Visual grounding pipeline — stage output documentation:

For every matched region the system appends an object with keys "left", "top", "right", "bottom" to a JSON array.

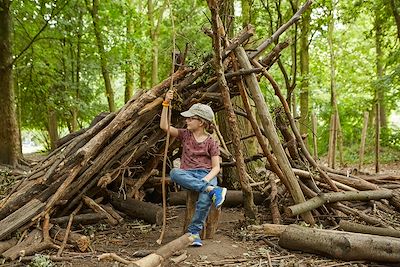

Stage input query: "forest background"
[{"left": 0, "top": 0, "right": 399, "bottom": 168}]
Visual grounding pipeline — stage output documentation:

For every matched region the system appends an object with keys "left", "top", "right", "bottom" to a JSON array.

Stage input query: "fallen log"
[
  {"left": 0, "top": 238, "right": 17, "bottom": 254},
  {"left": 50, "top": 226, "right": 90, "bottom": 252},
  {"left": 0, "top": 198, "right": 45, "bottom": 241},
  {"left": 168, "top": 190, "right": 265, "bottom": 207},
  {"left": 339, "top": 220, "right": 400, "bottom": 238},
  {"left": 127, "top": 234, "right": 194, "bottom": 267},
  {"left": 51, "top": 213, "right": 107, "bottom": 225},
  {"left": 278, "top": 225, "right": 400, "bottom": 262},
  {"left": 2, "top": 229, "right": 42, "bottom": 260},
  {"left": 82, "top": 196, "right": 118, "bottom": 226},
  {"left": 247, "top": 223, "right": 287, "bottom": 236},
  {"left": 107, "top": 191, "right": 163, "bottom": 225},
  {"left": 286, "top": 190, "right": 393, "bottom": 217}
]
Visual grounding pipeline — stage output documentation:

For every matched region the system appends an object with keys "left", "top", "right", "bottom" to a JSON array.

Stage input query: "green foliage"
[
  {"left": 28, "top": 254, "right": 53, "bottom": 267},
  {"left": 8, "top": 0, "right": 400, "bottom": 164}
]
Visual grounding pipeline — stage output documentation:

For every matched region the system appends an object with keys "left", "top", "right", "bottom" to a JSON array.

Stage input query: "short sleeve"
[
  {"left": 209, "top": 139, "right": 220, "bottom": 157},
  {"left": 177, "top": 129, "right": 189, "bottom": 142}
]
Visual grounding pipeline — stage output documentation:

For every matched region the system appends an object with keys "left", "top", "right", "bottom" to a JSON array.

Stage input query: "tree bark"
[
  {"left": 359, "top": 111, "right": 369, "bottom": 171},
  {"left": 207, "top": 0, "right": 257, "bottom": 220},
  {"left": 128, "top": 234, "right": 194, "bottom": 267},
  {"left": 125, "top": 0, "right": 135, "bottom": 103},
  {"left": 0, "top": 0, "right": 21, "bottom": 166},
  {"left": 235, "top": 47, "right": 314, "bottom": 225},
  {"left": 86, "top": 0, "right": 116, "bottom": 112},
  {"left": 0, "top": 199, "right": 45, "bottom": 241},
  {"left": 339, "top": 220, "right": 400, "bottom": 238},
  {"left": 279, "top": 225, "right": 400, "bottom": 262},
  {"left": 390, "top": 0, "right": 400, "bottom": 40},
  {"left": 299, "top": 4, "right": 311, "bottom": 145},
  {"left": 286, "top": 190, "right": 393, "bottom": 217},
  {"left": 108, "top": 191, "right": 163, "bottom": 225}
]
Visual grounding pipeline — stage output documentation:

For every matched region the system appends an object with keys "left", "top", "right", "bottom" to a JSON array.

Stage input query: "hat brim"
[{"left": 180, "top": 110, "right": 195, "bottom": 118}]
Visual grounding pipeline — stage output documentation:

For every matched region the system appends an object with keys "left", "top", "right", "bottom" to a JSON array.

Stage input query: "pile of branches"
[{"left": 1, "top": 0, "right": 400, "bottom": 264}]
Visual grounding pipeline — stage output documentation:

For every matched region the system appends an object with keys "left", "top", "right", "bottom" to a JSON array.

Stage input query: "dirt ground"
[{"left": 1, "top": 163, "right": 400, "bottom": 267}]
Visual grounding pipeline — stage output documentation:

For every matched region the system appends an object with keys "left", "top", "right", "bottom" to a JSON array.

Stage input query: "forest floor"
[{"left": 1, "top": 161, "right": 400, "bottom": 267}]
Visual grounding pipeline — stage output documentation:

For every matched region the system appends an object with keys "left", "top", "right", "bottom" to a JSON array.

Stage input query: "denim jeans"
[{"left": 170, "top": 168, "right": 217, "bottom": 234}]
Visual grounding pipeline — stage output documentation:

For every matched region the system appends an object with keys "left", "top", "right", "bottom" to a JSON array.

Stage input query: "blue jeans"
[{"left": 170, "top": 168, "right": 217, "bottom": 234}]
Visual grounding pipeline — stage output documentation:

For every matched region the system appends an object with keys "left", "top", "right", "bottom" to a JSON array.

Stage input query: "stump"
[{"left": 182, "top": 191, "right": 221, "bottom": 239}]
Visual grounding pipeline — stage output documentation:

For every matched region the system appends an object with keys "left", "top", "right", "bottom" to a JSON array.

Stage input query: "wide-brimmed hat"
[{"left": 180, "top": 103, "right": 215, "bottom": 123}]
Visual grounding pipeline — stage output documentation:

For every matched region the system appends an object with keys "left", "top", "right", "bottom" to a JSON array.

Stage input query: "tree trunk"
[
  {"left": 108, "top": 191, "right": 163, "bottom": 225},
  {"left": 375, "top": 102, "right": 381, "bottom": 173},
  {"left": 299, "top": 6, "right": 311, "bottom": 145},
  {"left": 128, "top": 234, "right": 194, "bottom": 267},
  {"left": 339, "top": 220, "right": 400, "bottom": 238},
  {"left": 279, "top": 225, "right": 400, "bottom": 262},
  {"left": 311, "top": 112, "right": 318, "bottom": 160},
  {"left": 0, "top": 0, "right": 20, "bottom": 166},
  {"left": 327, "top": 5, "right": 339, "bottom": 169},
  {"left": 125, "top": 1, "right": 135, "bottom": 103},
  {"left": 286, "top": 190, "right": 392, "bottom": 217},
  {"left": 359, "top": 111, "right": 369, "bottom": 171},
  {"left": 148, "top": 0, "right": 166, "bottom": 87},
  {"left": 71, "top": 10, "right": 83, "bottom": 132},
  {"left": 389, "top": 0, "right": 400, "bottom": 40},
  {"left": 375, "top": 4, "right": 387, "bottom": 128},
  {"left": 208, "top": 0, "right": 257, "bottom": 220},
  {"left": 87, "top": 0, "right": 116, "bottom": 112},
  {"left": 47, "top": 105, "right": 59, "bottom": 151},
  {"left": 235, "top": 47, "right": 314, "bottom": 224},
  {"left": 0, "top": 199, "right": 45, "bottom": 240}
]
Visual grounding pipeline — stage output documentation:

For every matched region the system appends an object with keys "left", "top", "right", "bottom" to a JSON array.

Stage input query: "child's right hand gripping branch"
[{"left": 160, "top": 91, "right": 178, "bottom": 137}]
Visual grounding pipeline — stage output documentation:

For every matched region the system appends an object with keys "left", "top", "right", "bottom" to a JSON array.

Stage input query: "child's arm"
[
  {"left": 160, "top": 90, "right": 179, "bottom": 137},
  {"left": 202, "top": 155, "right": 221, "bottom": 182}
]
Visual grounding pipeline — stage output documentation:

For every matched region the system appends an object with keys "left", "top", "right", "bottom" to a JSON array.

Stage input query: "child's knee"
[{"left": 169, "top": 168, "right": 180, "bottom": 182}]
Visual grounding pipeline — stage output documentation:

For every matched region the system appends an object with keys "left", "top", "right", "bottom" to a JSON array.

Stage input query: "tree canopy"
[{"left": 2, "top": 0, "right": 400, "bottom": 162}]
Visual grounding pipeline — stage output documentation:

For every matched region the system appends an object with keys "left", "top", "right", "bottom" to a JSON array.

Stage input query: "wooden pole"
[
  {"left": 279, "top": 225, "right": 400, "bottom": 262},
  {"left": 286, "top": 189, "right": 392, "bottom": 217},
  {"left": 375, "top": 102, "right": 380, "bottom": 173},
  {"left": 311, "top": 112, "right": 318, "bottom": 160},
  {"left": 207, "top": 0, "right": 257, "bottom": 220},
  {"left": 235, "top": 47, "right": 314, "bottom": 225},
  {"left": 359, "top": 111, "right": 369, "bottom": 171},
  {"left": 253, "top": 62, "right": 339, "bottom": 193}
]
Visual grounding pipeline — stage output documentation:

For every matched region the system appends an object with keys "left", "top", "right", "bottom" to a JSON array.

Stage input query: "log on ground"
[
  {"left": 107, "top": 191, "right": 162, "bottom": 225},
  {"left": 286, "top": 190, "right": 393, "bottom": 217},
  {"left": 127, "top": 233, "right": 194, "bottom": 267},
  {"left": 339, "top": 220, "right": 400, "bottom": 238},
  {"left": 278, "top": 225, "right": 400, "bottom": 262}
]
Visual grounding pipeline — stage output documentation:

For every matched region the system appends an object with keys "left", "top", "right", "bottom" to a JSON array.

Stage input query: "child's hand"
[{"left": 165, "top": 90, "right": 174, "bottom": 103}]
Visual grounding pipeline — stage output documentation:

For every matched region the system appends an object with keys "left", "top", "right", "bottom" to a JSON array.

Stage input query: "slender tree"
[
  {"left": 0, "top": 0, "right": 21, "bottom": 166},
  {"left": 125, "top": 0, "right": 135, "bottom": 103},
  {"left": 86, "top": 0, "right": 116, "bottom": 112},
  {"left": 299, "top": 6, "right": 311, "bottom": 145},
  {"left": 374, "top": 2, "right": 387, "bottom": 128}
]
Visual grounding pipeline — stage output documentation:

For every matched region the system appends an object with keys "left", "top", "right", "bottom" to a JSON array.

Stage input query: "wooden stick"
[
  {"left": 57, "top": 202, "right": 82, "bottom": 256},
  {"left": 286, "top": 190, "right": 393, "bottom": 217},
  {"left": 359, "top": 111, "right": 369, "bottom": 171},
  {"left": 235, "top": 47, "right": 314, "bottom": 224},
  {"left": 339, "top": 220, "right": 400, "bottom": 238},
  {"left": 82, "top": 196, "right": 118, "bottom": 226},
  {"left": 254, "top": 62, "right": 339, "bottom": 192}
]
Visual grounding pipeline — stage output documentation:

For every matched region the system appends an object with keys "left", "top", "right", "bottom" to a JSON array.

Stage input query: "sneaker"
[
  {"left": 210, "top": 187, "right": 227, "bottom": 208},
  {"left": 189, "top": 233, "right": 203, "bottom": 247}
]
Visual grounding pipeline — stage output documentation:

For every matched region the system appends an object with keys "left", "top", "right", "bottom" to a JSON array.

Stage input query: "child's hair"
[{"left": 200, "top": 118, "right": 215, "bottom": 134}]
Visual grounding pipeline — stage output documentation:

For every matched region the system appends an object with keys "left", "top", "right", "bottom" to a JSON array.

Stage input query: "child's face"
[{"left": 185, "top": 116, "right": 204, "bottom": 131}]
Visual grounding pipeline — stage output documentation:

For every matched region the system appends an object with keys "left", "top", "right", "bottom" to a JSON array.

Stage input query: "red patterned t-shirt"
[{"left": 177, "top": 129, "right": 220, "bottom": 170}]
